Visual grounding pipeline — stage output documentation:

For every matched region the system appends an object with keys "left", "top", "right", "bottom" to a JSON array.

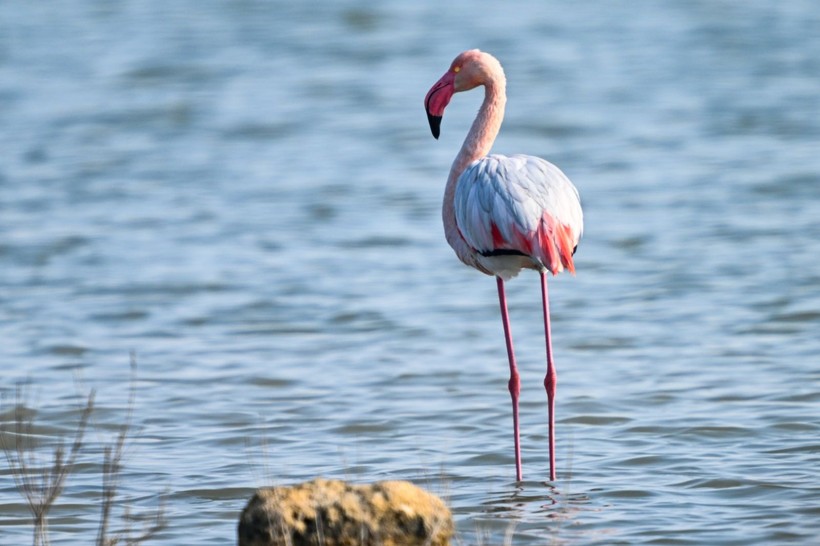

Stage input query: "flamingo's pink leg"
[
  {"left": 540, "top": 271, "right": 557, "bottom": 481},
  {"left": 496, "top": 276, "right": 522, "bottom": 481}
]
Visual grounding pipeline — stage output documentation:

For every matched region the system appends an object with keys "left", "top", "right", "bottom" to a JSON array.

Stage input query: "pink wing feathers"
[{"left": 454, "top": 154, "right": 583, "bottom": 275}]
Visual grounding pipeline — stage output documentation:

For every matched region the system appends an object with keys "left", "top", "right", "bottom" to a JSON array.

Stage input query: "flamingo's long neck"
[
  {"left": 450, "top": 78, "right": 506, "bottom": 184},
  {"left": 443, "top": 68, "right": 507, "bottom": 263}
]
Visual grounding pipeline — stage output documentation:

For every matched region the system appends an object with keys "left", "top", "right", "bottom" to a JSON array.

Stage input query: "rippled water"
[{"left": 2, "top": 1, "right": 819, "bottom": 544}]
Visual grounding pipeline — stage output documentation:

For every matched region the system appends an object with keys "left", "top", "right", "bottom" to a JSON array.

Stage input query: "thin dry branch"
[
  {"left": 1, "top": 385, "right": 94, "bottom": 546},
  {"left": 2, "top": 355, "right": 166, "bottom": 546},
  {"left": 96, "top": 353, "right": 166, "bottom": 546}
]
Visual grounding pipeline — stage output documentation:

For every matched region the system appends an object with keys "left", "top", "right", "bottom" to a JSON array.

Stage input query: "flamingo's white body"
[
  {"left": 425, "top": 50, "right": 583, "bottom": 481},
  {"left": 455, "top": 154, "right": 583, "bottom": 280}
]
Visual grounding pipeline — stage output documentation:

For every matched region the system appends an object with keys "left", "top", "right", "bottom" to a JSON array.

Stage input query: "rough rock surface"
[{"left": 237, "top": 478, "right": 453, "bottom": 546}]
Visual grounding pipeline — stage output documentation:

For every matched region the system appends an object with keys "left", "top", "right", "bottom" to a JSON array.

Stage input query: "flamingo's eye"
[{"left": 453, "top": 66, "right": 461, "bottom": 73}]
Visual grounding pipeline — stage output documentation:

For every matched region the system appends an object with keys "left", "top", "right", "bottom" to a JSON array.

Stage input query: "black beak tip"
[{"left": 427, "top": 113, "right": 442, "bottom": 140}]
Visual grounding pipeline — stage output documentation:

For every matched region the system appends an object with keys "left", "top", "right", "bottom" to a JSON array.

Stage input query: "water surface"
[{"left": 1, "top": 1, "right": 819, "bottom": 544}]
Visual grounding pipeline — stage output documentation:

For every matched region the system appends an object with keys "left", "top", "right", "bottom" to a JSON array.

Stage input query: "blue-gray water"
[{"left": 1, "top": 1, "right": 819, "bottom": 544}]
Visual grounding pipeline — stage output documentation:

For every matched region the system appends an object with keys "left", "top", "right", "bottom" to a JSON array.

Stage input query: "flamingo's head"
[{"left": 424, "top": 49, "right": 501, "bottom": 139}]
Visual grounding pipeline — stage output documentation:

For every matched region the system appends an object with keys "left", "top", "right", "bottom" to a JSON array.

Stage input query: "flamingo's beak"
[
  {"left": 426, "top": 111, "right": 442, "bottom": 140},
  {"left": 424, "top": 71, "right": 456, "bottom": 140}
]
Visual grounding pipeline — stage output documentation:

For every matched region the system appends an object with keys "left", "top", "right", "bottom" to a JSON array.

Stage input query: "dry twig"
[{"left": 1, "top": 384, "right": 94, "bottom": 546}]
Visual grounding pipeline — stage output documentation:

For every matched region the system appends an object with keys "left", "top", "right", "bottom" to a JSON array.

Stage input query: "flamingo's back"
[{"left": 454, "top": 154, "right": 583, "bottom": 278}]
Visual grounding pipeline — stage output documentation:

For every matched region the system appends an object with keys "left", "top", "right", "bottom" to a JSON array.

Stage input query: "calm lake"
[{"left": 1, "top": 1, "right": 819, "bottom": 544}]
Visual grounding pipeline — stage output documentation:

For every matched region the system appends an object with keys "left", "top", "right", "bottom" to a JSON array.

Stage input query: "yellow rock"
[{"left": 238, "top": 478, "right": 453, "bottom": 546}]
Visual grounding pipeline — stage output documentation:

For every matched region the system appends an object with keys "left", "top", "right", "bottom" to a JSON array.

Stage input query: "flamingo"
[{"left": 424, "top": 50, "right": 583, "bottom": 482}]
